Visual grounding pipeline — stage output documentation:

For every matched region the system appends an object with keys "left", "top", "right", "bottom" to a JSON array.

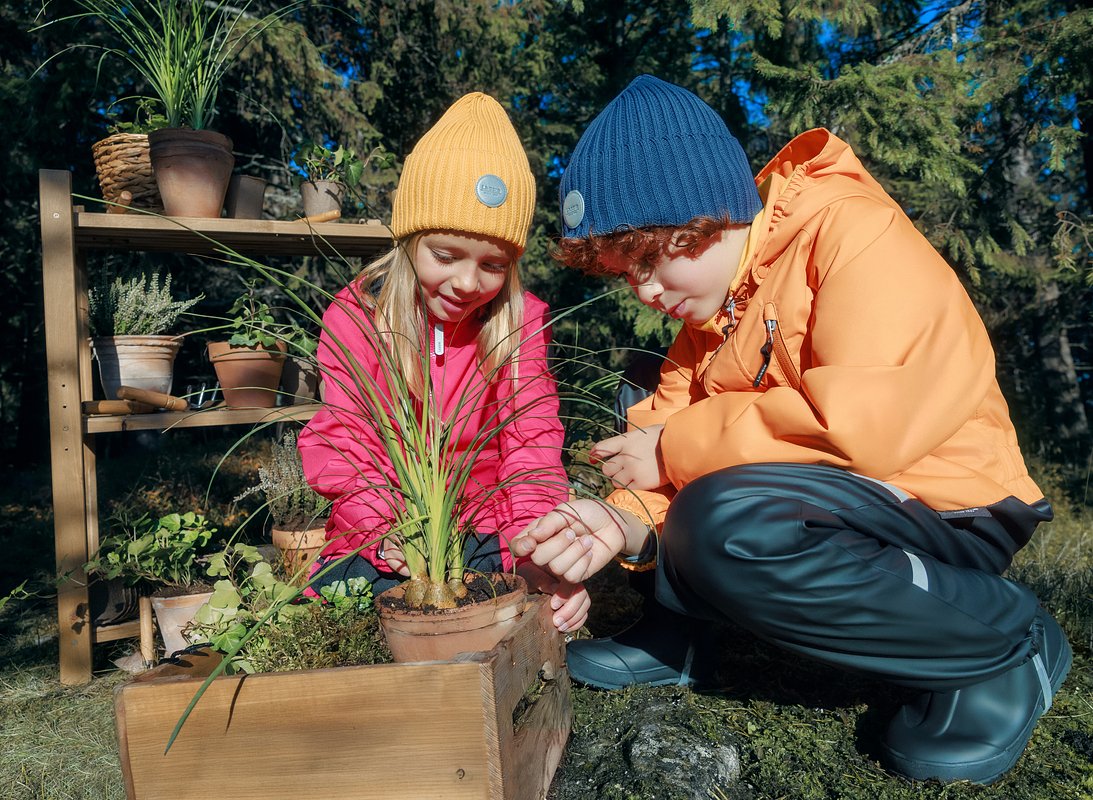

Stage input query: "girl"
[{"left": 298, "top": 92, "right": 588, "bottom": 632}]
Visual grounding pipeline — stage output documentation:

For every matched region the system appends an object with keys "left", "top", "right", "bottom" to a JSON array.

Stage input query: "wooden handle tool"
[
  {"left": 105, "top": 190, "right": 134, "bottom": 215},
  {"left": 82, "top": 399, "right": 157, "bottom": 415},
  {"left": 117, "top": 386, "right": 190, "bottom": 411},
  {"left": 299, "top": 209, "right": 341, "bottom": 224}
]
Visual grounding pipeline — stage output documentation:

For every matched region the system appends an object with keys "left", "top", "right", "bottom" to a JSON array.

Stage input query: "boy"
[{"left": 512, "top": 74, "right": 1070, "bottom": 785}]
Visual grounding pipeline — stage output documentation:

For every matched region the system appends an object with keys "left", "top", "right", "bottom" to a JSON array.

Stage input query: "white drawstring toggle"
[{"left": 433, "top": 322, "right": 445, "bottom": 357}]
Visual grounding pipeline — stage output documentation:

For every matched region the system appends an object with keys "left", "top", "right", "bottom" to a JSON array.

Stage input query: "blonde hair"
[{"left": 352, "top": 233, "right": 526, "bottom": 399}]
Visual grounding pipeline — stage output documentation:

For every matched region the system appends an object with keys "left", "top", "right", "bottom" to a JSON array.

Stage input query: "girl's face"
[
  {"left": 413, "top": 231, "right": 514, "bottom": 323},
  {"left": 600, "top": 226, "right": 750, "bottom": 326}
]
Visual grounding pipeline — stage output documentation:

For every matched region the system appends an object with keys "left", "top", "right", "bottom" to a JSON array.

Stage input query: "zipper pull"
[
  {"left": 753, "top": 319, "right": 776, "bottom": 387},
  {"left": 721, "top": 296, "right": 737, "bottom": 337},
  {"left": 432, "top": 322, "right": 445, "bottom": 358}
]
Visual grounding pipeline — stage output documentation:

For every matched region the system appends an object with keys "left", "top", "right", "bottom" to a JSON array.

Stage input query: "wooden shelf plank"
[
  {"left": 73, "top": 210, "right": 392, "bottom": 258},
  {"left": 94, "top": 619, "right": 142, "bottom": 643},
  {"left": 84, "top": 403, "right": 321, "bottom": 434}
]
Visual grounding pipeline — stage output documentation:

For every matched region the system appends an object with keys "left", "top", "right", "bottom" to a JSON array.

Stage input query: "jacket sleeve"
[
  {"left": 297, "top": 292, "right": 403, "bottom": 566},
  {"left": 491, "top": 297, "right": 569, "bottom": 555},
  {"left": 658, "top": 197, "right": 999, "bottom": 492},
  {"left": 604, "top": 328, "right": 707, "bottom": 527}
]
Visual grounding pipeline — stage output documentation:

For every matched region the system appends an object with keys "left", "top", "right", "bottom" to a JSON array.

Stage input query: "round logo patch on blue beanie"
[
  {"left": 475, "top": 174, "right": 508, "bottom": 207},
  {"left": 562, "top": 190, "right": 585, "bottom": 229}
]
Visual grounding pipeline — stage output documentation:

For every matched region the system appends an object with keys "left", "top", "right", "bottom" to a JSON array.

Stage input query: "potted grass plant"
[
  {"left": 89, "top": 271, "right": 202, "bottom": 400},
  {"left": 85, "top": 509, "right": 222, "bottom": 657},
  {"left": 235, "top": 431, "right": 331, "bottom": 582},
  {"left": 38, "top": 0, "right": 303, "bottom": 217}
]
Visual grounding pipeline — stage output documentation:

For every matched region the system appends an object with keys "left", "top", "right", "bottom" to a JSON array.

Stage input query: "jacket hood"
[{"left": 749, "top": 129, "right": 904, "bottom": 270}]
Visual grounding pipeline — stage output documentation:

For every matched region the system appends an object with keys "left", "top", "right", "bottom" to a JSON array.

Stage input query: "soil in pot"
[{"left": 376, "top": 572, "right": 527, "bottom": 663}]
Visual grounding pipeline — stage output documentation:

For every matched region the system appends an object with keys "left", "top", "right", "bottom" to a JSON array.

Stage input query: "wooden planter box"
[{"left": 115, "top": 596, "right": 571, "bottom": 800}]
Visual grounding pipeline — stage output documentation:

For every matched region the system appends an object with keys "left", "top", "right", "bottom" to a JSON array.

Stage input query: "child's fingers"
[
  {"left": 525, "top": 527, "right": 588, "bottom": 568},
  {"left": 551, "top": 589, "right": 591, "bottom": 632},
  {"left": 589, "top": 436, "right": 622, "bottom": 465},
  {"left": 544, "top": 536, "right": 595, "bottom": 583}
]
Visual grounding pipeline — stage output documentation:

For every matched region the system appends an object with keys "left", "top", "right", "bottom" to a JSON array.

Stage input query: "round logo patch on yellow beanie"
[{"left": 391, "top": 92, "right": 535, "bottom": 253}]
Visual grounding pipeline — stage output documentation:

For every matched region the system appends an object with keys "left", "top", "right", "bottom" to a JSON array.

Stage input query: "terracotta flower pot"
[
  {"left": 150, "top": 590, "right": 214, "bottom": 658},
  {"left": 279, "top": 355, "right": 320, "bottom": 404},
  {"left": 271, "top": 524, "right": 327, "bottom": 581},
  {"left": 376, "top": 573, "right": 528, "bottom": 663},
  {"left": 149, "top": 128, "right": 234, "bottom": 218},
  {"left": 300, "top": 180, "right": 345, "bottom": 218},
  {"left": 224, "top": 174, "right": 267, "bottom": 219},
  {"left": 92, "top": 335, "right": 182, "bottom": 400},
  {"left": 207, "top": 340, "right": 287, "bottom": 408}
]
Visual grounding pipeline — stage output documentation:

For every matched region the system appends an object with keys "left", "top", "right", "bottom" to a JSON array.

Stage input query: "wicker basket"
[{"left": 91, "top": 132, "right": 163, "bottom": 212}]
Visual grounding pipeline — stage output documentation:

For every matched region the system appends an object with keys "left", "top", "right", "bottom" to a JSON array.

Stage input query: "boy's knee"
[{"left": 662, "top": 465, "right": 809, "bottom": 568}]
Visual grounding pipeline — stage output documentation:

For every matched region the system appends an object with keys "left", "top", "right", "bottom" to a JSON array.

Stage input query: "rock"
[
  {"left": 627, "top": 717, "right": 740, "bottom": 796},
  {"left": 550, "top": 695, "right": 746, "bottom": 800}
]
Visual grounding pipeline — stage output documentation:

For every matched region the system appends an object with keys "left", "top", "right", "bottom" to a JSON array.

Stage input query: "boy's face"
[{"left": 601, "top": 226, "right": 750, "bottom": 326}]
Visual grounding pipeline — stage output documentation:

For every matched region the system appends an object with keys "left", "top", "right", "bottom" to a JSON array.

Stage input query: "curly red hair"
[{"left": 553, "top": 215, "right": 733, "bottom": 276}]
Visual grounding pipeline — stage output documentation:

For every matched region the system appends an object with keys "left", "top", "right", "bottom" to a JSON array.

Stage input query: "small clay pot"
[
  {"left": 207, "top": 340, "right": 287, "bottom": 408},
  {"left": 224, "top": 175, "right": 267, "bottom": 219},
  {"left": 376, "top": 573, "right": 527, "bottom": 663}
]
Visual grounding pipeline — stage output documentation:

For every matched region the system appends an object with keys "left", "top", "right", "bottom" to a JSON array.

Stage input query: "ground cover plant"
[{"left": 1, "top": 446, "right": 1090, "bottom": 799}]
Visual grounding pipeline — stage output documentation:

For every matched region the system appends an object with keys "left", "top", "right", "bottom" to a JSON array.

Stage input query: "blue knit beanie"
[{"left": 559, "top": 74, "right": 763, "bottom": 239}]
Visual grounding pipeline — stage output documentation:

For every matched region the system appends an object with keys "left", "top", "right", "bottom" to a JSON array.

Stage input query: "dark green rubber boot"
[
  {"left": 880, "top": 608, "right": 1072, "bottom": 784},
  {"left": 566, "top": 601, "right": 716, "bottom": 689}
]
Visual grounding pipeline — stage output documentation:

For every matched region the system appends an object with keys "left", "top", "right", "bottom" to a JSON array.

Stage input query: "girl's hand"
[
  {"left": 511, "top": 499, "right": 647, "bottom": 584},
  {"left": 590, "top": 424, "right": 667, "bottom": 490},
  {"left": 516, "top": 562, "right": 591, "bottom": 633},
  {"left": 378, "top": 535, "right": 410, "bottom": 576}
]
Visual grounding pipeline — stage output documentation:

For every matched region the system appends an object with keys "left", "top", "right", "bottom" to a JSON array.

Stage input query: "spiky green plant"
[{"left": 36, "top": 0, "right": 304, "bottom": 129}]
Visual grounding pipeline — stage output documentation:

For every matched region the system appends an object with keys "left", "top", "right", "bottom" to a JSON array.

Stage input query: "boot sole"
[{"left": 881, "top": 614, "right": 1073, "bottom": 785}]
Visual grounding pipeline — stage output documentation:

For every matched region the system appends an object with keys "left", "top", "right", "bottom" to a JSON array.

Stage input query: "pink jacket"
[{"left": 298, "top": 285, "right": 567, "bottom": 571}]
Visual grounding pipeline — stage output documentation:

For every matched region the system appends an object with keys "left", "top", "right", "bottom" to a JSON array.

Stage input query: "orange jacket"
[{"left": 610, "top": 129, "right": 1043, "bottom": 528}]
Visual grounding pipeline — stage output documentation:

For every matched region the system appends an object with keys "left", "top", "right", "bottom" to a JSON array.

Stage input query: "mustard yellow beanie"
[{"left": 391, "top": 92, "right": 535, "bottom": 254}]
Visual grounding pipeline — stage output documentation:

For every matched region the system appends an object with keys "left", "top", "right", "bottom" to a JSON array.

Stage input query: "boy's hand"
[
  {"left": 590, "top": 424, "right": 668, "bottom": 490},
  {"left": 512, "top": 499, "right": 645, "bottom": 583},
  {"left": 516, "top": 562, "right": 591, "bottom": 633}
]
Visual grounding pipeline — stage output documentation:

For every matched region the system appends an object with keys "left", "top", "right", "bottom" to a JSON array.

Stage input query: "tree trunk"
[{"left": 1034, "top": 281, "right": 1090, "bottom": 456}]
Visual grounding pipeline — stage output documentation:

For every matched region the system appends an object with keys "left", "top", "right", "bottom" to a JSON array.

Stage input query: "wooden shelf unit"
[{"left": 39, "top": 169, "right": 391, "bottom": 684}]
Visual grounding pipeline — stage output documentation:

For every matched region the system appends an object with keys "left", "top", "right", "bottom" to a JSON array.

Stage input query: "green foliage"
[
  {"left": 88, "top": 271, "right": 202, "bottom": 337},
  {"left": 220, "top": 279, "right": 310, "bottom": 351},
  {"left": 237, "top": 589, "right": 389, "bottom": 674},
  {"left": 296, "top": 140, "right": 381, "bottom": 187},
  {"left": 36, "top": 0, "right": 305, "bottom": 129},
  {"left": 105, "top": 97, "right": 170, "bottom": 135},
  {"left": 191, "top": 541, "right": 383, "bottom": 673},
  {"left": 85, "top": 510, "right": 219, "bottom": 589},
  {"left": 235, "top": 431, "right": 330, "bottom": 529}
]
